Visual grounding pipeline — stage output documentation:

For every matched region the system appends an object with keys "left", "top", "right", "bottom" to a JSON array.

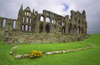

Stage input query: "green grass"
[
  {"left": 13, "top": 42, "right": 89, "bottom": 54},
  {"left": 0, "top": 34, "right": 100, "bottom": 65}
]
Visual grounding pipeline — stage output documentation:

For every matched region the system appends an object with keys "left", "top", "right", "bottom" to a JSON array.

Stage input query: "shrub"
[{"left": 30, "top": 50, "right": 42, "bottom": 59}]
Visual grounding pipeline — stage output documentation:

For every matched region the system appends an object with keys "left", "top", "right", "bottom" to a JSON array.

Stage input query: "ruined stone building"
[{"left": 0, "top": 5, "right": 88, "bottom": 44}]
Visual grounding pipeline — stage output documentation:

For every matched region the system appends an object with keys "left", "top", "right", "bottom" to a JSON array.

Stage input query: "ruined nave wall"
[{"left": 3, "top": 30, "right": 91, "bottom": 45}]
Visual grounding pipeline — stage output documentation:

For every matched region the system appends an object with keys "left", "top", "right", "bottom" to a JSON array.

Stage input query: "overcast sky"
[{"left": 0, "top": 0, "right": 100, "bottom": 34}]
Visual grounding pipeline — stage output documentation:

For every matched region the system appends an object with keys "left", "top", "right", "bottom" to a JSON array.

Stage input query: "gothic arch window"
[
  {"left": 46, "top": 17, "right": 50, "bottom": 23},
  {"left": 62, "top": 26, "right": 65, "bottom": 33},
  {"left": 52, "top": 20, "right": 56, "bottom": 24},
  {"left": 22, "top": 25, "right": 24, "bottom": 31},
  {"left": 25, "top": 12, "right": 26, "bottom": 15},
  {"left": 29, "top": 26, "right": 31, "bottom": 31},
  {"left": 26, "top": 17, "right": 28, "bottom": 23},
  {"left": 74, "top": 18, "right": 76, "bottom": 23},
  {"left": 40, "top": 16, "right": 44, "bottom": 21},
  {"left": 68, "top": 23, "right": 72, "bottom": 33},
  {"left": 78, "top": 26, "right": 81, "bottom": 33},
  {"left": 3, "top": 19, "right": 6, "bottom": 27},
  {"left": 13, "top": 21, "right": 16, "bottom": 29},
  {"left": 74, "top": 25, "right": 76, "bottom": 33},
  {"left": 45, "top": 24, "right": 50, "bottom": 33},
  {"left": 62, "top": 22, "right": 64, "bottom": 26},
  {"left": 25, "top": 25, "right": 28, "bottom": 31},
  {"left": 39, "top": 23, "right": 43, "bottom": 33}
]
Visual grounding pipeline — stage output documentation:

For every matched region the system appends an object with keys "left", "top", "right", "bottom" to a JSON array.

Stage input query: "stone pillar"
[
  {"left": 56, "top": 20, "right": 62, "bottom": 35},
  {"left": 71, "top": 25, "right": 74, "bottom": 33},
  {"left": 50, "top": 19, "right": 52, "bottom": 33},
  {"left": 42, "top": 17, "right": 46, "bottom": 33},
  {"left": 27, "top": 25, "right": 29, "bottom": 31},
  {"left": 65, "top": 24, "right": 68, "bottom": 34}
]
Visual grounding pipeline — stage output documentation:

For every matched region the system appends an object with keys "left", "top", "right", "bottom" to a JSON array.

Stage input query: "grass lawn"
[{"left": 0, "top": 34, "right": 100, "bottom": 65}]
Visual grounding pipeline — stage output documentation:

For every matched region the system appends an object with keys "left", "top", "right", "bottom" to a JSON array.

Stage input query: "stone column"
[
  {"left": 56, "top": 20, "right": 62, "bottom": 35},
  {"left": 65, "top": 24, "right": 68, "bottom": 34},
  {"left": 50, "top": 19, "right": 52, "bottom": 33},
  {"left": 42, "top": 17, "right": 46, "bottom": 33},
  {"left": 27, "top": 25, "right": 29, "bottom": 31}
]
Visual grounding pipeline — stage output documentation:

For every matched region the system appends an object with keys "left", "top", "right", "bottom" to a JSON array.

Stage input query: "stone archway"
[
  {"left": 68, "top": 23, "right": 72, "bottom": 33},
  {"left": 74, "top": 25, "right": 76, "bottom": 33},
  {"left": 62, "top": 26, "right": 65, "bottom": 33},
  {"left": 39, "top": 23, "right": 43, "bottom": 33},
  {"left": 45, "top": 24, "right": 50, "bottom": 33},
  {"left": 78, "top": 26, "right": 81, "bottom": 33}
]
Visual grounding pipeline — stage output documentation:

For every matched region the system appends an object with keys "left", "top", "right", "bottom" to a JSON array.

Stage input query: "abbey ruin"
[{"left": 0, "top": 5, "right": 89, "bottom": 45}]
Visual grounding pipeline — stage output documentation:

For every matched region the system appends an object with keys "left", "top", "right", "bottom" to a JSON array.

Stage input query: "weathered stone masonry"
[{"left": 0, "top": 5, "right": 88, "bottom": 44}]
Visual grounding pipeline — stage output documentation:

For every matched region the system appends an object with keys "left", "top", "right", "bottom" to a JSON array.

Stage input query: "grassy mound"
[{"left": 0, "top": 34, "right": 100, "bottom": 65}]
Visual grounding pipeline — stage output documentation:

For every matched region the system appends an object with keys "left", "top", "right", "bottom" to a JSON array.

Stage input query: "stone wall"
[{"left": 3, "top": 31, "right": 91, "bottom": 45}]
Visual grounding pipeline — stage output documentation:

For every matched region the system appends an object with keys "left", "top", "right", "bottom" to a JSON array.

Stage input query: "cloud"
[{"left": 0, "top": 0, "right": 100, "bottom": 34}]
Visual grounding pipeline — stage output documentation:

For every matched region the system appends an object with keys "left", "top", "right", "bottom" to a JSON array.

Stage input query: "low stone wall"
[{"left": 3, "top": 31, "right": 91, "bottom": 45}]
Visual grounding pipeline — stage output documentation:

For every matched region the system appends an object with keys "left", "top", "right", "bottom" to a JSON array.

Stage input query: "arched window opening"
[
  {"left": 78, "top": 26, "right": 80, "bottom": 33},
  {"left": 30, "top": 18, "right": 31, "bottom": 23},
  {"left": 62, "top": 22, "right": 64, "bottom": 26},
  {"left": 39, "top": 23, "right": 43, "bottom": 33},
  {"left": 26, "top": 17, "right": 28, "bottom": 23},
  {"left": 68, "top": 23, "right": 72, "bottom": 33},
  {"left": 25, "top": 12, "right": 26, "bottom": 15},
  {"left": 52, "top": 20, "right": 56, "bottom": 24},
  {"left": 78, "top": 28, "right": 79, "bottom": 33},
  {"left": 3, "top": 19, "right": 6, "bottom": 27},
  {"left": 13, "top": 21, "right": 16, "bottom": 29},
  {"left": 23, "top": 17, "right": 25, "bottom": 22},
  {"left": 25, "top": 25, "right": 28, "bottom": 31},
  {"left": 40, "top": 16, "right": 44, "bottom": 21},
  {"left": 29, "top": 26, "right": 31, "bottom": 31},
  {"left": 62, "top": 26, "right": 65, "bottom": 33},
  {"left": 74, "top": 18, "right": 76, "bottom": 23},
  {"left": 74, "top": 25, "right": 76, "bottom": 33},
  {"left": 46, "top": 17, "right": 50, "bottom": 23},
  {"left": 27, "top": 12, "right": 28, "bottom": 16},
  {"left": 30, "top": 13, "right": 31, "bottom": 16},
  {"left": 22, "top": 25, "right": 24, "bottom": 31},
  {"left": 45, "top": 24, "right": 50, "bottom": 33},
  {"left": 52, "top": 20, "right": 53, "bottom": 23}
]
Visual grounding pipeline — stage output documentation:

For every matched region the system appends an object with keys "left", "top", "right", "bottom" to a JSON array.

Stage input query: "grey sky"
[{"left": 0, "top": 0, "right": 100, "bottom": 34}]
